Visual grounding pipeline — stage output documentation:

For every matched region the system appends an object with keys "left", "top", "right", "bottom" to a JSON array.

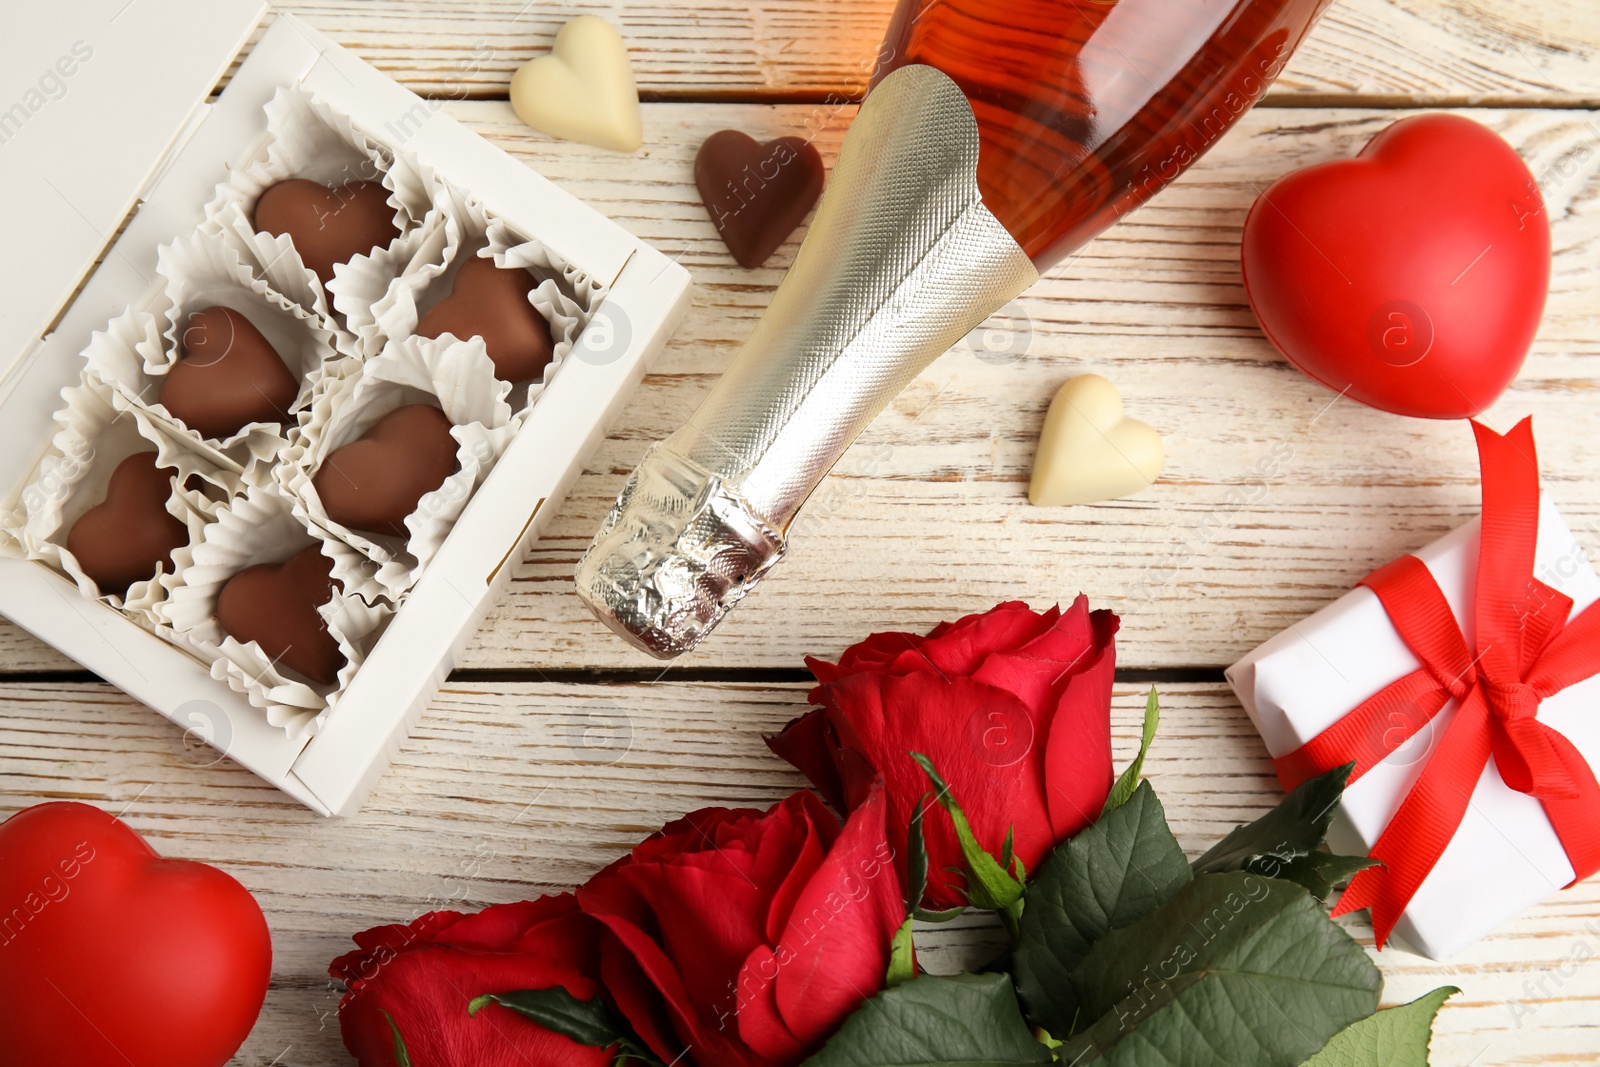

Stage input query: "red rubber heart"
[
  {"left": 0, "top": 802, "right": 271, "bottom": 1067},
  {"left": 1241, "top": 114, "right": 1549, "bottom": 419}
]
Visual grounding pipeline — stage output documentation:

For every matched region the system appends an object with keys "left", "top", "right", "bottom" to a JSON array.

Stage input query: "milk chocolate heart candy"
[
  {"left": 160, "top": 306, "right": 299, "bottom": 440},
  {"left": 312, "top": 404, "right": 459, "bottom": 539},
  {"left": 66, "top": 453, "right": 190, "bottom": 596},
  {"left": 217, "top": 545, "right": 346, "bottom": 685},
  {"left": 510, "top": 15, "right": 643, "bottom": 152},
  {"left": 415, "top": 257, "right": 554, "bottom": 383},
  {"left": 1028, "top": 374, "right": 1163, "bottom": 506},
  {"left": 695, "top": 131, "right": 825, "bottom": 268},
  {"left": 253, "top": 179, "right": 400, "bottom": 284},
  {"left": 1242, "top": 114, "right": 1549, "bottom": 418}
]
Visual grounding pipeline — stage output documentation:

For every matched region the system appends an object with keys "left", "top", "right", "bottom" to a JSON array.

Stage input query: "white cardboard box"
[
  {"left": 1227, "top": 494, "right": 1600, "bottom": 960},
  {"left": 0, "top": 2, "right": 691, "bottom": 815}
]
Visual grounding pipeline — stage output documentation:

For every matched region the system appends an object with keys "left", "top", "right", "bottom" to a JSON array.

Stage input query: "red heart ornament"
[
  {"left": 0, "top": 802, "right": 271, "bottom": 1067},
  {"left": 1241, "top": 114, "right": 1549, "bottom": 419}
]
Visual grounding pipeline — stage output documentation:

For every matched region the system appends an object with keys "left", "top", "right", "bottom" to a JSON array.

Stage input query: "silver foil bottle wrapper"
[{"left": 575, "top": 64, "right": 1039, "bottom": 658}]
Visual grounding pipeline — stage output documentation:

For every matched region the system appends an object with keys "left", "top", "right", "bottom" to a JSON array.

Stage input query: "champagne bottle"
[
  {"left": 880, "top": 0, "right": 1332, "bottom": 268},
  {"left": 577, "top": 0, "right": 1333, "bottom": 658}
]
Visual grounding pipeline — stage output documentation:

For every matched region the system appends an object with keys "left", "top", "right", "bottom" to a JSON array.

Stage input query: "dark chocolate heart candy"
[
  {"left": 216, "top": 544, "right": 346, "bottom": 686},
  {"left": 312, "top": 404, "right": 459, "bottom": 539},
  {"left": 65, "top": 453, "right": 188, "bottom": 597},
  {"left": 694, "top": 131, "right": 825, "bottom": 268},
  {"left": 160, "top": 306, "right": 299, "bottom": 440},
  {"left": 415, "top": 256, "right": 554, "bottom": 383},
  {"left": 253, "top": 179, "right": 400, "bottom": 284}
]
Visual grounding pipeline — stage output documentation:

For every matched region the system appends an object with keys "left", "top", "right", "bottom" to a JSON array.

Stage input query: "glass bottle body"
[{"left": 877, "top": 0, "right": 1333, "bottom": 267}]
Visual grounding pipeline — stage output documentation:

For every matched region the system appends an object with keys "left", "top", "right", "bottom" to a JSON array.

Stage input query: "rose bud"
[
  {"left": 330, "top": 894, "right": 610, "bottom": 1067},
  {"left": 768, "top": 597, "right": 1117, "bottom": 911},
  {"left": 578, "top": 784, "right": 905, "bottom": 1067}
]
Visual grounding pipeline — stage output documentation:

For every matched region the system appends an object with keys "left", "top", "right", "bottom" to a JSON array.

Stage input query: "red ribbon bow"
[{"left": 1272, "top": 418, "right": 1600, "bottom": 948}]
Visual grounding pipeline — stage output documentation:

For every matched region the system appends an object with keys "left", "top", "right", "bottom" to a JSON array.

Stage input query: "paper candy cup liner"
[
  {"left": 204, "top": 86, "right": 434, "bottom": 324},
  {"left": 330, "top": 201, "right": 452, "bottom": 357},
  {"left": 156, "top": 483, "right": 390, "bottom": 741},
  {"left": 85, "top": 234, "right": 351, "bottom": 486},
  {"left": 276, "top": 359, "right": 508, "bottom": 599},
  {"left": 370, "top": 180, "right": 594, "bottom": 421},
  {"left": 1, "top": 373, "right": 232, "bottom": 621}
]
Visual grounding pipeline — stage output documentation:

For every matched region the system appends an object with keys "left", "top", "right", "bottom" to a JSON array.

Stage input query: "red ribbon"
[{"left": 1272, "top": 418, "right": 1600, "bottom": 948}]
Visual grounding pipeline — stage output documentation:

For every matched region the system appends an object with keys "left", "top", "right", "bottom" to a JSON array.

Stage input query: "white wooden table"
[{"left": 4, "top": 2, "right": 1600, "bottom": 1063}]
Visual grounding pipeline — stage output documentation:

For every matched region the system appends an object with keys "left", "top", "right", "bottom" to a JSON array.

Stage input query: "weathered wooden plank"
[
  {"left": 0, "top": 681, "right": 1594, "bottom": 1065},
  {"left": 2, "top": 103, "right": 1597, "bottom": 673},
  {"left": 250, "top": 0, "right": 1600, "bottom": 105}
]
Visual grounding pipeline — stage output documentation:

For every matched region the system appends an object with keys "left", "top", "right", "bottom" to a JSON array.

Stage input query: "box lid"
[{"left": 0, "top": 0, "right": 265, "bottom": 374}]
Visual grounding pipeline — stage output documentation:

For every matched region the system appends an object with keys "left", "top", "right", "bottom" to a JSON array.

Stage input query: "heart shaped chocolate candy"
[
  {"left": 312, "top": 404, "right": 459, "bottom": 539},
  {"left": 695, "top": 130, "right": 825, "bottom": 268},
  {"left": 160, "top": 307, "right": 299, "bottom": 440},
  {"left": 509, "top": 15, "right": 643, "bottom": 152},
  {"left": 253, "top": 179, "right": 400, "bottom": 284},
  {"left": 217, "top": 544, "right": 346, "bottom": 685},
  {"left": 1028, "top": 375, "right": 1164, "bottom": 506},
  {"left": 65, "top": 453, "right": 189, "bottom": 596},
  {"left": 415, "top": 256, "right": 554, "bottom": 383}
]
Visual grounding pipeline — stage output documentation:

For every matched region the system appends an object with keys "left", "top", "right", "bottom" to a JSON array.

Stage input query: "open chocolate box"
[{"left": 0, "top": 2, "right": 691, "bottom": 814}]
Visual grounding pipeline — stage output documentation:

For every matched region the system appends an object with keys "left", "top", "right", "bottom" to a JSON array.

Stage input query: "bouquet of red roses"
[{"left": 332, "top": 599, "right": 1455, "bottom": 1067}]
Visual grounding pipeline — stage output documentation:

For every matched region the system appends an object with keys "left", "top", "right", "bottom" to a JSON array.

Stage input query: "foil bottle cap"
[{"left": 575, "top": 64, "right": 1038, "bottom": 658}]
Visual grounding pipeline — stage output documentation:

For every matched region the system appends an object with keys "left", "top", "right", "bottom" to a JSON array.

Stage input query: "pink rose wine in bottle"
[
  {"left": 577, "top": 0, "right": 1334, "bottom": 657},
  {"left": 878, "top": 0, "right": 1332, "bottom": 267}
]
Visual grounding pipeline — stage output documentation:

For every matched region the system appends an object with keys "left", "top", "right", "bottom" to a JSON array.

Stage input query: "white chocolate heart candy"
[
  {"left": 511, "top": 16, "right": 643, "bottom": 153},
  {"left": 1028, "top": 374, "right": 1164, "bottom": 506}
]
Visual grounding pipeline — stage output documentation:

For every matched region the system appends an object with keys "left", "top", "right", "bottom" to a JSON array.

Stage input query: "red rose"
[
  {"left": 331, "top": 894, "right": 610, "bottom": 1067},
  {"left": 577, "top": 785, "right": 905, "bottom": 1067},
  {"left": 768, "top": 598, "right": 1117, "bottom": 910}
]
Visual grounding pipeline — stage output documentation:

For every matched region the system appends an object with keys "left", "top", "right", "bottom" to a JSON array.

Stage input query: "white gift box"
[
  {"left": 1227, "top": 493, "right": 1600, "bottom": 960},
  {"left": 0, "top": 2, "right": 691, "bottom": 815}
]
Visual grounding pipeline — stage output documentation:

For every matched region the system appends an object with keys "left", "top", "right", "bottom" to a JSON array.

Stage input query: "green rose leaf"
[
  {"left": 469, "top": 987, "right": 625, "bottom": 1049},
  {"left": 1301, "top": 987, "right": 1458, "bottom": 1066},
  {"left": 907, "top": 788, "right": 968, "bottom": 922},
  {"left": 907, "top": 791, "right": 933, "bottom": 910},
  {"left": 1057, "top": 871, "right": 1382, "bottom": 1066},
  {"left": 1190, "top": 761, "right": 1354, "bottom": 873},
  {"left": 1191, "top": 762, "right": 1372, "bottom": 899},
  {"left": 887, "top": 917, "right": 917, "bottom": 987},
  {"left": 1102, "top": 688, "right": 1161, "bottom": 816},
  {"left": 1013, "top": 780, "right": 1191, "bottom": 1035},
  {"left": 911, "top": 753, "right": 1025, "bottom": 914},
  {"left": 383, "top": 1011, "right": 413, "bottom": 1067},
  {"left": 1269, "top": 851, "right": 1382, "bottom": 904},
  {"left": 803, "top": 973, "right": 1052, "bottom": 1067}
]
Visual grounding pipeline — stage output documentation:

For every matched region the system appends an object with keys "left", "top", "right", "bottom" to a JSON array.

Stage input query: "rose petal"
[
  {"left": 918, "top": 601, "right": 1047, "bottom": 677},
  {"left": 734, "top": 944, "right": 809, "bottom": 1064},
  {"left": 580, "top": 862, "right": 722, "bottom": 1063},
  {"left": 772, "top": 783, "right": 905, "bottom": 1050},
  {"left": 598, "top": 931, "right": 691, "bottom": 1066},
  {"left": 339, "top": 948, "right": 610, "bottom": 1067},
  {"left": 764, "top": 812, "right": 830, "bottom": 947},
  {"left": 766, "top": 709, "right": 847, "bottom": 812},
  {"left": 830, "top": 670, "right": 1054, "bottom": 906},
  {"left": 1043, "top": 628, "right": 1117, "bottom": 841}
]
